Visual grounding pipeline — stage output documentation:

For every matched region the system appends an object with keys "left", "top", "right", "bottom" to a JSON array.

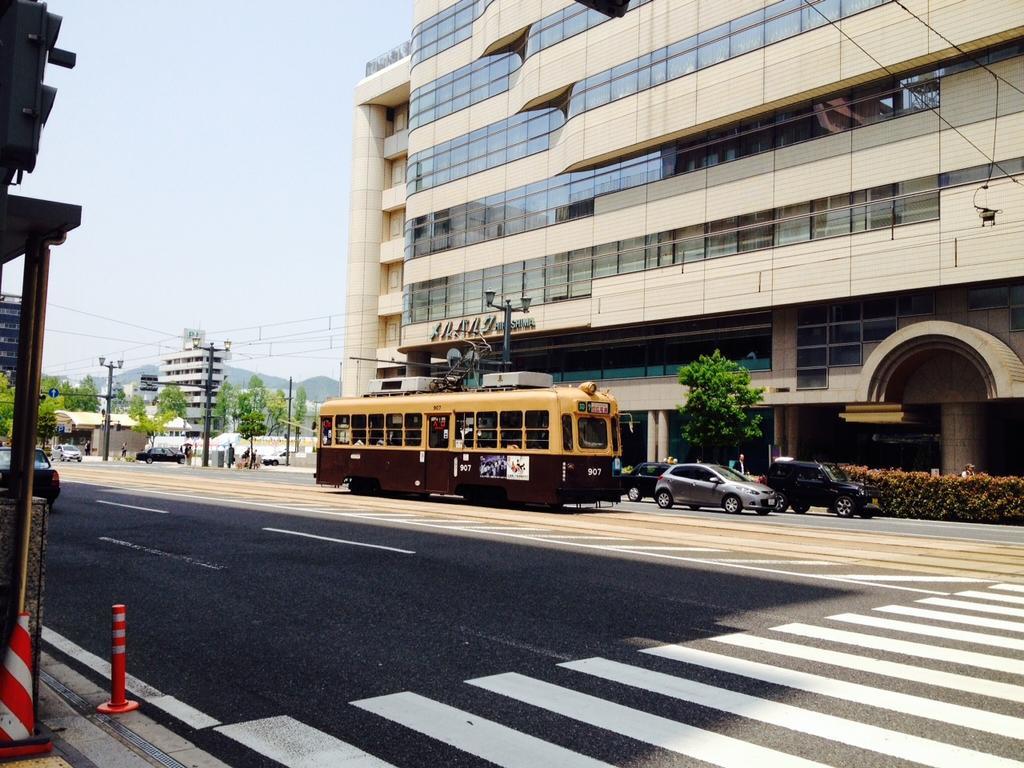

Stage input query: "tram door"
[{"left": 425, "top": 413, "right": 453, "bottom": 494}]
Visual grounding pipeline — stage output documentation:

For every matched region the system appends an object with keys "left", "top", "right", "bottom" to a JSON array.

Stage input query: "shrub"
[{"left": 842, "top": 466, "right": 1024, "bottom": 524}]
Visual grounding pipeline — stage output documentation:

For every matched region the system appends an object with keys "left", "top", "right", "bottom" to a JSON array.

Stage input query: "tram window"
[
  {"left": 477, "top": 411, "right": 498, "bottom": 448},
  {"left": 562, "top": 414, "right": 573, "bottom": 451},
  {"left": 428, "top": 414, "right": 449, "bottom": 449},
  {"left": 405, "top": 413, "right": 423, "bottom": 446},
  {"left": 352, "top": 414, "right": 367, "bottom": 445},
  {"left": 611, "top": 416, "right": 619, "bottom": 453},
  {"left": 578, "top": 417, "right": 608, "bottom": 449},
  {"left": 386, "top": 414, "right": 403, "bottom": 446},
  {"left": 321, "top": 417, "right": 333, "bottom": 446},
  {"left": 525, "top": 410, "right": 549, "bottom": 450},
  {"left": 500, "top": 410, "right": 523, "bottom": 448},
  {"left": 336, "top": 415, "right": 351, "bottom": 445},
  {"left": 369, "top": 413, "right": 385, "bottom": 445},
  {"left": 455, "top": 412, "right": 474, "bottom": 448}
]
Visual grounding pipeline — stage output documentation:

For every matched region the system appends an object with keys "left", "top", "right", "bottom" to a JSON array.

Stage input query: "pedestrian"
[
  {"left": 120, "top": 442, "right": 127, "bottom": 460},
  {"left": 227, "top": 443, "right": 235, "bottom": 468},
  {"left": 737, "top": 453, "right": 746, "bottom": 475},
  {"left": 960, "top": 463, "right": 977, "bottom": 478},
  {"left": 184, "top": 443, "right": 193, "bottom": 466},
  {"left": 84, "top": 440, "right": 91, "bottom": 457}
]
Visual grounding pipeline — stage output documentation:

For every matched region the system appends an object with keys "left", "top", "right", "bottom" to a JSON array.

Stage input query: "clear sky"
[{"left": 4, "top": 0, "right": 412, "bottom": 383}]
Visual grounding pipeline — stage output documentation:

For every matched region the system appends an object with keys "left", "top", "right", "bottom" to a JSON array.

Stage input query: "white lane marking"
[
  {"left": 642, "top": 644, "right": 1024, "bottom": 740},
  {"left": 565, "top": 657, "right": 1021, "bottom": 768},
  {"left": 42, "top": 627, "right": 220, "bottom": 729},
  {"left": 262, "top": 528, "right": 414, "bottom": 554},
  {"left": 528, "top": 535, "right": 633, "bottom": 541},
  {"left": 624, "top": 546, "right": 726, "bottom": 552},
  {"left": 98, "top": 537, "right": 224, "bottom": 570},
  {"left": 918, "top": 597, "right": 1024, "bottom": 618},
  {"left": 825, "top": 575, "right": 989, "bottom": 582},
  {"left": 992, "top": 583, "right": 1024, "bottom": 594},
  {"left": 352, "top": 691, "right": 612, "bottom": 768},
  {"left": 695, "top": 559, "right": 833, "bottom": 564},
  {"left": 713, "top": 632, "right": 1024, "bottom": 704},
  {"left": 96, "top": 500, "right": 169, "bottom": 514},
  {"left": 467, "top": 672, "right": 829, "bottom": 768},
  {"left": 773, "top": 622, "right": 1024, "bottom": 675},
  {"left": 215, "top": 716, "right": 393, "bottom": 768},
  {"left": 875, "top": 604, "right": 1024, "bottom": 633},
  {"left": 957, "top": 590, "right": 1024, "bottom": 606},
  {"left": 830, "top": 613, "right": 1024, "bottom": 652},
  {"left": 467, "top": 526, "right": 553, "bottom": 532},
  {"left": 61, "top": 483, "right": 963, "bottom": 594}
]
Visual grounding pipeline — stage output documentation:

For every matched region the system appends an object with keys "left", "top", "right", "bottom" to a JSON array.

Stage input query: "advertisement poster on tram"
[{"left": 480, "top": 454, "right": 530, "bottom": 481}]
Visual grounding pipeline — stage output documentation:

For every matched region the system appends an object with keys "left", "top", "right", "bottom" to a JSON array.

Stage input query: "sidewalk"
[{"left": 2, "top": 653, "right": 230, "bottom": 768}]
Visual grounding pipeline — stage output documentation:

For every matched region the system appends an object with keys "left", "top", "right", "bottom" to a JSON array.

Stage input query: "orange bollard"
[{"left": 97, "top": 604, "right": 139, "bottom": 714}]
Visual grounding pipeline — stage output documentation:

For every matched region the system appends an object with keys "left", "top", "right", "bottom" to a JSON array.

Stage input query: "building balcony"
[
  {"left": 383, "top": 129, "right": 408, "bottom": 160},
  {"left": 381, "top": 183, "right": 406, "bottom": 212}
]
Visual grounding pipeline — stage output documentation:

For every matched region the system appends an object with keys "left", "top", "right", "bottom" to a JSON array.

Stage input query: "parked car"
[
  {"left": 620, "top": 462, "right": 670, "bottom": 501},
  {"left": 135, "top": 446, "right": 186, "bottom": 464},
  {"left": 0, "top": 447, "right": 60, "bottom": 509},
  {"left": 53, "top": 444, "right": 82, "bottom": 462},
  {"left": 654, "top": 463, "right": 777, "bottom": 515},
  {"left": 764, "top": 459, "right": 880, "bottom": 518},
  {"left": 261, "top": 450, "right": 289, "bottom": 467}
]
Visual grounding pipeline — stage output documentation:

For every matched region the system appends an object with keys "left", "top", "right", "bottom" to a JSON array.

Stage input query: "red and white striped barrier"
[
  {"left": 97, "top": 604, "right": 139, "bottom": 715},
  {"left": 0, "top": 612, "right": 52, "bottom": 758}
]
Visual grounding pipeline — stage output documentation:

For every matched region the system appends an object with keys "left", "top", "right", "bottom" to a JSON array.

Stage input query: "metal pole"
[
  {"left": 12, "top": 237, "right": 53, "bottom": 614},
  {"left": 502, "top": 300, "right": 513, "bottom": 370},
  {"left": 202, "top": 344, "right": 213, "bottom": 467},
  {"left": 102, "top": 363, "right": 113, "bottom": 462},
  {"left": 285, "top": 377, "right": 292, "bottom": 467}
]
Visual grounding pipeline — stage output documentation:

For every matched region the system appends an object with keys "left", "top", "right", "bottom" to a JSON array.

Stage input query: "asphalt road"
[{"left": 41, "top": 477, "right": 1024, "bottom": 768}]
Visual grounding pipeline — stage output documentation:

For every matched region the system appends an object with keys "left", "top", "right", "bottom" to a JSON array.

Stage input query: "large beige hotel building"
[{"left": 344, "top": 0, "right": 1024, "bottom": 475}]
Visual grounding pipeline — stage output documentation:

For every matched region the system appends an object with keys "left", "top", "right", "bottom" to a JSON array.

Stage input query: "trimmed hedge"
[{"left": 842, "top": 466, "right": 1024, "bottom": 524}]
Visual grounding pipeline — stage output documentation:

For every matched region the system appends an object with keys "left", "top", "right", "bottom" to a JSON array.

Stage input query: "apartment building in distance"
[
  {"left": 158, "top": 329, "right": 230, "bottom": 427},
  {"left": 344, "top": 0, "right": 1024, "bottom": 475},
  {"left": 0, "top": 294, "right": 20, "bottom": 383}
]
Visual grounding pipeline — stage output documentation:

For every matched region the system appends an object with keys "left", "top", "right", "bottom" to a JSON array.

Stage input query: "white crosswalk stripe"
[
  {"left": 957, "top": 590, "right": 1024, "bottom": 606},
  {"left": 215, "top": 716, "right": 395, "bottom": 768},
  {"left": 771, "top": 622, "right": 1024, "bottom": 675},
  {"left": 875, "top": 604, "right": 1024, "bottom": 633},
  {"left": 710, "top": 631, "right": 1024, "bottom": 703},
  {"left": 351, "top": 691, "right": 613, "bottom": 767},
  {"left": 467, "top": 672, "right": 831, "bottom": 768},
  {"left": 992, "top": 583, "right": 1024, "bottom": 594},
  {"left": 563, "top": 657, "right": 1021, "bottom": 768},
  {"left": 831, "top": 611, "right": 1024, "bottom": 651},
  {"left": 349, "top": 586, "right": 1024, "bottom": 767},
  {"left": 918, "top": 596, "right": 1024, "bottom": 618}
]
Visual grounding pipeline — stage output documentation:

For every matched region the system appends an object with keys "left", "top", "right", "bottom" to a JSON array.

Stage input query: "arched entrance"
[{"left": 855, "top": 321, "right": 1024, "bottom": 475}]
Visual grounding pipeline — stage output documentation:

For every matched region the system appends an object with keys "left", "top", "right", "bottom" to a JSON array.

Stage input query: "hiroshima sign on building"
[{"left": 430, "top": 314, "right": 537, "bottom": 341}]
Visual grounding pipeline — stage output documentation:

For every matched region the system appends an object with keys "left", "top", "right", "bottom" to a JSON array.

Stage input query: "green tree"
[
  {"left": 129, "top": 395, "right": 168, "bottom": 447},
  {"left": 247, "top": 375, "right": 267, "bottom": 415},
  {"left": 157, "top": 384, "right": 189, "bottom": 420},
  {"left": 292, "top": 385, "right": 307, "bottom": 436},
  {"left": 0, "top": 373, "right": 13, "bottom": 438},
  {"left": 72, "top": 376, "right": 101, "bottom": 413},
  {"left": 265, "top": 390, "right": 287, "bottom": 435},
  {"left": 37, "top": 410, "right": 58, "bottom": 445},
  {"left": 677, "top": 349, "right": 764, "bottom": 461},
  {"left": 235, "top": 391, "right": 265, "bottom": 466},
  {"left": 213, "top": 380, "right": 237, "bottom": 432}
]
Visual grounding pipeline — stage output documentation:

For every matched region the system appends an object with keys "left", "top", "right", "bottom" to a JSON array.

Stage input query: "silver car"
[
  {"left": 54, "top": 444, "right": 82, "bottom": 462},
  {"left": 654, "top": 463, "right": 777, "bottom": 515}
]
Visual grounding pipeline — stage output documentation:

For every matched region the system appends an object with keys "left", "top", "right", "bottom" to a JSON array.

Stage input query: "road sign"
[{"left": 48, "top": 387, "right": 59, "bottom": 398}]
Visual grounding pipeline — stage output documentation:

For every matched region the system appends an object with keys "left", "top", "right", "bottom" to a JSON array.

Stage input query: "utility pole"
[
  {"left": 285, "top": 376, "right": 292, "bottom": 467},
  {"left": 98, "top": 357, "right": 122, "bottom": 462},
  {"left": 191, "top": 337, "right": 230, "bottom": 467}
]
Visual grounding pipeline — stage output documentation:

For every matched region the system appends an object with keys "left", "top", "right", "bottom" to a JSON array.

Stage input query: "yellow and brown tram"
[{"left": 316, "top": 380, "right": 622, "bottom": 508}]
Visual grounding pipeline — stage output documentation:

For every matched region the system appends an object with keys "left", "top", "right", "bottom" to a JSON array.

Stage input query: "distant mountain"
[{"left": 108, "top": 365, "right": 338, "bottom": 403}]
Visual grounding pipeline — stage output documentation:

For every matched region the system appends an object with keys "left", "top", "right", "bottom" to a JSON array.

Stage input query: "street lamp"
[
  {"left": 191, "top": 337, "right": 231, "bottom": 467},
  {"left": 485, "top": 291, "right": 531, "bottom": 370},
  {"left": 98, "top": 357, "right": 123, "bottom": 462}
]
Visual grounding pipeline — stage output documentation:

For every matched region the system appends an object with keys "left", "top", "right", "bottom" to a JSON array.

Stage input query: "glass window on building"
[
  {"left": 968, "top": 285, "right": 1009, "bottom": 310},
  {"left": 1011, "top": 285, "right": 1024, "bottom": 332}
]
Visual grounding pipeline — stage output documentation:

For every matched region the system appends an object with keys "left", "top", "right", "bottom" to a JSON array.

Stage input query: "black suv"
[
  {"left": 765, "top": 460, "right": 880, "bottom": 518},
  {"left": 621, "top": 462, "right": 670, "bottom": 502}
]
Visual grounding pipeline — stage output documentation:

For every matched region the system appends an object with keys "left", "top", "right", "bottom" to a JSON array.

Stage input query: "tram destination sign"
[
  {"left": 430, "top": 314, "right": 537, "bottom": 341},
  {"left": 579, "top": 401, "right": 610, "bottom": 414}
]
